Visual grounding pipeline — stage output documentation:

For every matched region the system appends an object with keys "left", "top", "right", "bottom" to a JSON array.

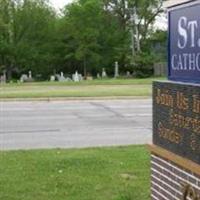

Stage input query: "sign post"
[{"left": 149, "top": 1, "right": 200, "bottom": 199}]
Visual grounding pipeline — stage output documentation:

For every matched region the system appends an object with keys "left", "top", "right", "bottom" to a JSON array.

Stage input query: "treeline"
[{"left": 0, "top": 0, "right": 167, "bottom": 80}]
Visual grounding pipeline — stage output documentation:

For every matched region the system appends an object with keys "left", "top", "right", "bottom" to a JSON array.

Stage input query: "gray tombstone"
[
  {"left": 78, "top": 74, "right": 83, "bottom": 81},
  {"left": 102, "top": 68, "right": 107, "bottom": 78},
  {"left": 28, "top": 71, "right": 32, "bottom": 79},
  {"left": 58, "top": 72, "right": 66, "bottom": 82},
  {"left": 97, "top": 73, "right": 101, "bottom": 79},
  {"left": 0, "top": 71, "right": 6, "bottom": 83},
  {"left": 20, "top": 74, "right": 28, "bottom": 82},
  {"left": 26, "top": 71, "right": 34, "bottom": 82},
  {"left": 73, "top": 71, "right": 80, "bottom": 82},
  {"left": 55, "top": 74, "right": 60, "bottom": 81},
  {"left": 50, "top": 75, "right": 55, "bottom": 82},
  {"left": 114, "top": 61, "right": 119, "bottom": 78},
  {"left": 126, "top": 71, "right": 131, "bottom": 78}
]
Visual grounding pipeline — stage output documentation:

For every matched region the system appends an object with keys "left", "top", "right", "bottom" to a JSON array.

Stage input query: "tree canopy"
[{"left": 0, "top": 0, "right": 166, "bottom": 80}]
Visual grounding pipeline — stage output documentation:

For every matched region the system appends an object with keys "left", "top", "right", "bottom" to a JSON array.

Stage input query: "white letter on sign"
[
  {"left": 188, "top": 20, "right": 198, "bottom": 47},
  {"left": 178, "top": 16, "right": 188, "bottom": 49}
]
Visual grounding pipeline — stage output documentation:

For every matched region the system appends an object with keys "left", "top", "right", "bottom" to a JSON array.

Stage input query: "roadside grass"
[
  {"left": 0, "top": 145, "right": 150, "bottom": 200},
  {"left": 0, "top": 77, "right": 165, "bottom": 98},
  {"left": 2, "top": 77, "right": 165, "bottom": 86},
  {"left": 0, "top": 85, "right": 151, "bottom": 98}
]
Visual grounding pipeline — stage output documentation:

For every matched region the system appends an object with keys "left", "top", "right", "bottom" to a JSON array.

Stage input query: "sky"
[
  {"left": 50, "top": 0, "right": 167, "bottom": 29},
  {"left": 50, "top": 0, "right": 73, "bottom": 10}
]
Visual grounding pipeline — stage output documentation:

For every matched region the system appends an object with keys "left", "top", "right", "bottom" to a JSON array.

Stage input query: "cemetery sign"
[
  {"left": 153, "top": 81, "right": 200, "bottom": 165},
  {"left": 168, "top": 2, "right": 200, "bottom": 83},
  {"left": 150, "top": 1, "right": 200, "bottom": 200}
]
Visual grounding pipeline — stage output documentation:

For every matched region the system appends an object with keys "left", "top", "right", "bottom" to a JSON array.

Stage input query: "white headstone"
[
  {"left": 78, "top": 74, "right": 83, "bottom": 81},
  {"left": 102, "top": 68, "right": 107, "bottom": 78},
  {"left": 97, "top": 73, "right": 101, "bottom": 79},
  {"left": 58, "top": 72, "right": 66, "bottom": 82},
  {"left": 20, "top": 74, "right": 28, "bottom": 83},
  {"left": 28, "top": 71, "right": 32, "bottom": 79},
  {"left": 50, "top": 75, "right": 55, "bottom": 82},
  {"left": 114, "top": 61, "right": 119, "bottom": 78},
  {"left": 73, "top": 71, "right": 80, "bottom": 82},
  {"left": 126, "top": 71, "right": 131, "bottom": 77}
]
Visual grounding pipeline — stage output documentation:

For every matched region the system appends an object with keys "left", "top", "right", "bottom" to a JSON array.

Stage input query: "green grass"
[
  {"left": 4, "top": 77, "right": 165, "bottom": 86},
  {"left": 0, "top": 77, "right": 165, "bottom": 98},
  {"left": 0, "top": 146, "right": 150, "bottom": 200},
  {"left": 0, "top": 85, "right": 151, "bottom": 98}
]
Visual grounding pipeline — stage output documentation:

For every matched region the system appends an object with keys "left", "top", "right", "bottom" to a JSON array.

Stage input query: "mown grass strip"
[
  {"left": 0, "top": 145, "right": 150, "bottom": 200},
  {"left": 1, "top": 77, "right": 165, "bottom": 87},
  {"left": 0, "top": 85, "right": 151, "bottom": 98}
]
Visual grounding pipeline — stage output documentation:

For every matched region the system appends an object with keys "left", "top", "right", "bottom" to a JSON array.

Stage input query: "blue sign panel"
[{"left": 168, "top": 3, "right": 200, "bottom": 83}]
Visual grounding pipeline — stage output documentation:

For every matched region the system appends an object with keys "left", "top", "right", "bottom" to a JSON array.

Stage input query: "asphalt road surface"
[{"left": 0, "top": 99, "right": 152, "bottom": 150}]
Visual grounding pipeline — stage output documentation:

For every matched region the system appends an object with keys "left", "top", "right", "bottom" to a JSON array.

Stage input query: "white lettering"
[
  {"left": 188, "top": 53, "right": 196, "bottom": 70},
  {"left": 178, "top": 17, "right": 188, "bottom": 49},
  {"left": 171, "top": 54, "right": 178, "bottom": 70},
  {"left": 171, "top": 53, "right": 200, "bottom": 71},
  {"left": 188, "top": 20, "right": 198, "bottom": 47},
  {"left": 196, "top": 53, "right": 200, "bottom": 71},
  {"left": 182, "top": 53, "right": 188, "bottom": 70},
  {"left": 178, "top": 54, "right": 183, "bottom": 69}
]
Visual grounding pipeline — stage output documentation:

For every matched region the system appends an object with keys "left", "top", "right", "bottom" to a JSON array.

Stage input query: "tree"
[
  {"left": 0, "top": 0, "right": 166, "bottom": 80},
  {"left": 0, "top": 0, "right": 16, "bottom": 79},
  {"left": 61, "top": 0, "right": 125, "bottom": 76},
  {"left": 103, "top": 0, "right": 164, "bottom": 52},
  {"left": 0, "top": 0, "right": 58, "bottom": 80}
]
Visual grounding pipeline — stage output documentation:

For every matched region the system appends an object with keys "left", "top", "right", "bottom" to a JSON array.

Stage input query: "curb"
[{"left": 0, "top": 96, "right": 151, "bottom": 102}]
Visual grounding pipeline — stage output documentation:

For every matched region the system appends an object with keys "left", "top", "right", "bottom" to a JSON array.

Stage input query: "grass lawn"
[
  {"left": 0, "top": 146, "right": 150, "bottom": 200},
  {"left": 0, "top": 77, "right": 165, "bottom": 98}
]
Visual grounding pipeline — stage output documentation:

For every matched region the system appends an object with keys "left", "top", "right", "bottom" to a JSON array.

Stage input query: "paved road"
[{"left": 0, "top": 99, "right": 152, "bottom": 150}]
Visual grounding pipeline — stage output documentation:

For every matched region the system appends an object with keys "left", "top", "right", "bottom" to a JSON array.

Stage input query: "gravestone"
[
  {"left": 28, "top": 71, "right": 32, "bottom": 79},
  {"left": 56, "top": 72, "right": 72, "bottom": 82},
  {"left": 114, "top": 61, "right": 119, "bottom": 78},
  {"left": 97, "top": 73, "right": 101, "bottom": 79},
  {"left": 79, "top": 74, "right": 83, "bottom": 81},
  {"left": 27, "top": 71, "right": 34, "bottom": 82},
  {"left": 0, "top": 71, "right": 6, "bottom": 83},
  {"left": 154, "top": 62, "right": 167, "bottom": 76},
  {"left": 20, "top": 74, "right": 28, "bottom": 83},
  {"left": 50, "top": 75, "right": 55, "bottom": 82},
  {"left": 72, "top": 71, "right": 80, "bottom": 82},
  {"left": 126, "top": 71, "right": 131, "bottom": 78},
  {"left": 149, "top": 1, "right": 200, "bottom": 200},
  {"left": 58, "top": 72, "right": 66, "bottom": 82},
  {"left": 102, "top": 68, "right": 107, "bottom": 78}
]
